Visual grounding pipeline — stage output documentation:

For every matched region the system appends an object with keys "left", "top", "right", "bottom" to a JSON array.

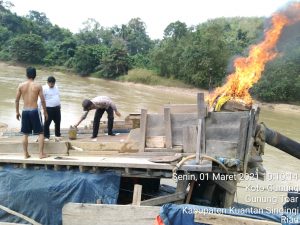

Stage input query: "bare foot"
[
  {"left": 24, "top": 154, "right": 31, "bottom": 159},
  {"left": 39, "top": 154, "right": 48, "bottom": 159}
]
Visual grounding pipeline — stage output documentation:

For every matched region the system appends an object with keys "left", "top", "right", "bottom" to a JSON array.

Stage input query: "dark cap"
[
  {"left": 82, "top": 99, "right": 93, "bottom": 111},
  {"left": 47, "top": 76, "right": 56, "bottom": 83}
]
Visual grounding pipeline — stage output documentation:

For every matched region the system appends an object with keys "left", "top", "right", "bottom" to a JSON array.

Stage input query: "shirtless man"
[{"left": 15, "top": 67, "right": 48, "bottom": 159}]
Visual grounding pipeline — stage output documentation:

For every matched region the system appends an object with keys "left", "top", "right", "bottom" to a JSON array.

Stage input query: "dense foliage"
[{"left": 0, "top": 1, "right": 299, "bottom": 102}]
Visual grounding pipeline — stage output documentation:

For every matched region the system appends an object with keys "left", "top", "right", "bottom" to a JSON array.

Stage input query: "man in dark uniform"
[{"left": 74, "top": 96, "right": 121, "bottom": 138}]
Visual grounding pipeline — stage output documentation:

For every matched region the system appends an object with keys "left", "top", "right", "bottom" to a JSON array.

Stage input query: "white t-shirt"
[{"left": 42, "top": 84, "right": 61, "bottom": 107}]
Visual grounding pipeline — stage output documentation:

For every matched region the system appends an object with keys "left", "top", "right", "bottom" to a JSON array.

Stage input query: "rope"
[
  {"left": 0, "top": 204, "right": 42, "bottom": 225},
  {"left": 172, "top": 154, "right": 229, "bottom": 175}
]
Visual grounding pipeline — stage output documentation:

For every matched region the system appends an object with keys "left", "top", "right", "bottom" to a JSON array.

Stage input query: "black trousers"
[
  {"left": 92, "top": 106, "right": 114, "bottom": 138},
  {"left": 44, "top": 106, "right": 61, "bottom": 139}
]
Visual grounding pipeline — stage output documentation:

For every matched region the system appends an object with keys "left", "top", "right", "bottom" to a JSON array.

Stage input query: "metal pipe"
[{"left": 263, "top": 125, "right": 300, "bottom": 160}]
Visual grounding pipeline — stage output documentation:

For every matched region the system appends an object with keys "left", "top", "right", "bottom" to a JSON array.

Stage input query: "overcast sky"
[{"left": 9, "top": 0, "right": 295, "bottom": 39}]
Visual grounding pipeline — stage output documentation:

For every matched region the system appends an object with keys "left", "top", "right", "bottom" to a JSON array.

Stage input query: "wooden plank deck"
[{"left": 0, "top": 154, "right": 212, "bottom": 174}]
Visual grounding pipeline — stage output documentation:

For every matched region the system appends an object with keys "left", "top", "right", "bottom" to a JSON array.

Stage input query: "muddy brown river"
[{"left": 0, "top": 62, "right": 299, "bottom": 211}]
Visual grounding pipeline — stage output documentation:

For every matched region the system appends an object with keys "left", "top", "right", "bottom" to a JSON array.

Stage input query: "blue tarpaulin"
[
  {"left": 0, "top": 166, "right": 120, "bottom": 225},
  {"left": 160, "top": 204, "right": 300, "bottom": 225}
]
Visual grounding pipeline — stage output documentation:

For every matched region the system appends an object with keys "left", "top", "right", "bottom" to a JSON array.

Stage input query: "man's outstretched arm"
[{"left": 74, "top": 111, "right": 89, "bottom": 127}]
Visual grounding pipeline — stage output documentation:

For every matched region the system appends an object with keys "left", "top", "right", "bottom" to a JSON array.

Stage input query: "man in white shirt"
[
  {"left": 43, "top": 76, "right": 61, "bottom": 140},
  {"left": 74, "top": 96, "right": 121, "bottom": 138}
]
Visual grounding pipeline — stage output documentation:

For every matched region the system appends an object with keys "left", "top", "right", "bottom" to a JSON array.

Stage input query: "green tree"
[
  {"left": 252, "top": 23, "right": 300, "bottom": 102},
  {"left": 252, "top": 59, "right": 300, "bottom": 102},
  {"left": 10, "top": 34, "right": 45, "bottom": 63},
  {"left": 26, "top": 10, "right": 51, "bottom": 27},
  {"left": 0, "top": 25, "right": 11, "bottom": 45},
  {"left": 164, "top": 21, "right": 188, "bottom": 40},
  {"left": 119, "top": 18, "right": 153, "bottom": 55},
  {"left": 0, "top": 13, "right": 27, "bottom": 33},
  {"left": 44, "top": 38, "right": 77, "bottom": 65},
  {"left": 76, "top": 18, "right": 103, "bottom": 45},
  {"left": 73, "top": 45, "right": 107, "bottom": 75},
  {"left": 100, "top": 39, "right": 129, "bottom": 78}
]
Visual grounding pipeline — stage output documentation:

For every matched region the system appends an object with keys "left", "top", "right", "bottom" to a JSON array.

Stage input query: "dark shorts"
[{"left": 21, "top": 108, "right": 43, "bottom": 135}]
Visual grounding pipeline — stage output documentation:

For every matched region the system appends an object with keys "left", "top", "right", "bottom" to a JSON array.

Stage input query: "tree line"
[{"left": 0, "top": 1, "right": 299, "bottom": 103}]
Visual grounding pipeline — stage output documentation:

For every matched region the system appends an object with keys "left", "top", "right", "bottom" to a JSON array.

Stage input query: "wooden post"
[
  {"left": 175, "top": 179, "right": 188, "bottom": 204},
  {"left": 196, "top": 119, "right": 203, "bottom": 164},
  {"left": 139, "top": 109, "right": 148, "bottom": 152},
  {"left": 196, "top": 93, "right": 206, "bottom": 164},
  {"left": 185, "top": 180, "right": 195, "bottom": 204},
  {"left": 54, "top": 164, "right": 61, "bottom": 171},
  {"left": 132, "top": 184, "right": 142, "bottom": 206},
  {"left": 237, "top": 117, "right": 248, "bottom": 170},
  {"left": 164, "top": 107, "right": 172, "bottom": 150},
  {"left": 197, "top": 93, "right": 206, "bottom": 119},
  {"left": 243, "top": 109, "right": 255, "bottom": 173}
]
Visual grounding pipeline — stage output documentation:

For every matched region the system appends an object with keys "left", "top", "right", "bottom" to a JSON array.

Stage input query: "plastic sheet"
[
  {"left": 0, "top": 166, "right": 120, "bottom": 225},
  {"left": 160, "top": 204, "right": 300, "bottom": 225}
]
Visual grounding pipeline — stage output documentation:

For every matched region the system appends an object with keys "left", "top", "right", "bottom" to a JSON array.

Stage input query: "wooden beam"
[
  {"left": 145, "top": 147, "right": 182, "bottom": 153},
  {"left": 0, "top": 155, "right": 213, "bottom": 173},
  {"left": 140, "top": 192, "right": 185, "bottom": 206},
  {"left": 132, "top": 184, "right": 142, "bottom": 206},
  {"left": 163, "top": 104, "right": 197, "bottom": 114},
  {"left": 62, "top": 203, "right": 160, "bottom": 225},
  {"left": 164, "top": 107, "right": 172, "bottom": 150},
  {"left": 139, "top": 109, "right": 148, "bottom": 152},
  {"left": 194, "top": 212, "right": 280, "bottom": 225}
]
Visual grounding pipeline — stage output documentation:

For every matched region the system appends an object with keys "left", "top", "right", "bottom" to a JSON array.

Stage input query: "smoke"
[
  {"left": 277, "top": 21, "right": 300, "bottom": 52},
  {"left": 275, "top": 2, "right": 300, "bottom": 55},
  {"left": 278, "top": 1, "right": 300, "bottom": 23}
]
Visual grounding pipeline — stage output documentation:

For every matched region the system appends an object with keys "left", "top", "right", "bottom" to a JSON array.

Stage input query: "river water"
[
  {"left": 0, "top": 62, "right": 299, "bottom": 210},
  {"left": 0, "top": 62, "right": 195, "bottom": 129}
]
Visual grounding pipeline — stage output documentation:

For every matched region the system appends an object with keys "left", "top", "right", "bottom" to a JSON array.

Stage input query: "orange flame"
[{"left": 207, "top": 3, "right": 300, "bottom": 107}]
